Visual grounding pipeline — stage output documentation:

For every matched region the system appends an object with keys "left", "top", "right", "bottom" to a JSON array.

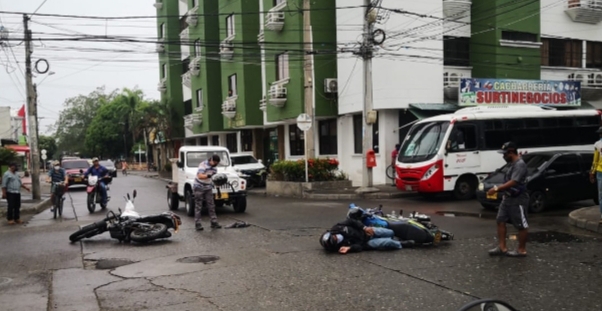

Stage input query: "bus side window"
[{"left": 448, "top": 125, "right": 477, "bottom": 152}]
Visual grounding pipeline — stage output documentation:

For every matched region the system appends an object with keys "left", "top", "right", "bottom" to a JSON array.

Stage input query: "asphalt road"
[{"left": 0, "top": 175, "right": 601, "bottom": 311}]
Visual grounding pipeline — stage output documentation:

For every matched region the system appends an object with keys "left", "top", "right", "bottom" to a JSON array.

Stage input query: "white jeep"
[{"left": 166, "top": 146, "right": 247, "bottom": 216}]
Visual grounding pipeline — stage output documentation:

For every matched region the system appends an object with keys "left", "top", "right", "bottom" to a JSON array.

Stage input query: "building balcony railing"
[
  {"left": 222, "top": 96, "right": 237, "bottom": 119},
  {"left": 220, "top": 36, "right": 235, "bottom": 60},
  {"left": 189, "top": 56, "right": 201, "bottom": 76},
  {"left": 266, "top": 1, "right": 286, "bottom": 31},
  {"left": 180, "top": 27, "right": 189, "bottom": 42},
  {"left": 565, "top": 0, "right": 602, "bottom": 24},
  {"left": 157, "top": 78, "right": 167, "bottom": 93},
  {"left": 186, "top": 6, "right": 198, "bottom": 27},
  {"left": 268, "top": 80, "right": 289, "bottom": 108},
  {"left": 442, "top": 0, "right": 472, "bottom": 19},
  {"left": 443, "top": 66, "right": 471, "bottom": 100},
  {"left": 541, "top": 67, "right": 602, "bottom": 100},
  {"left": 181, "top": 72, "right": 192, "bottom": 88},
  {"left": 184, "top": 113, "right": 202, "bottom": 129},
  {"left": 153, "top": 1, "right": 162, "bottom": 9},
  {"left": 156, "top": 38, "right": 165, "bottom": 53}
]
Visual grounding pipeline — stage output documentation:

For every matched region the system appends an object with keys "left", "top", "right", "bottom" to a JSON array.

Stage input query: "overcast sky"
[{"left": 0, "top": 0, "right": 160, "bottom": 135}]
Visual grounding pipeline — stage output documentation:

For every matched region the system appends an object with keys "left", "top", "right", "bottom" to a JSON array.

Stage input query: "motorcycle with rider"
[{"left": 83, "top": 157, "right": 112, "bottom": 213}]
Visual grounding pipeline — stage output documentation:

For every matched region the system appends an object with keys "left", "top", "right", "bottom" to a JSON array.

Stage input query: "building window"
[
  {"left": 443, "top": 36, "right": 470, "bottom": 67},
  {"left": 274, "top": 0, "right": 286, "bottom": 5},
  {"left": 587, "top": 41, "right": 602, "bottom": 69},
  {"left": 276, "top": 52, "right": 289, "bottom": 81},
  {"left": 184, "top": 99, "right": 192, "bottom": 115},
  {"left": 241, "top": 130, "right": 253, "bottom": 152},
  {"left": 501, "top": 31, "right": 537, "bottom": 42},
  {"left": 196, "top": 89, "right": 203, "bottom": 110},
  {"left": 200, "top": 137, "right": 208, "bottom": 146},
  {"left": 226, "top": 133, "right": 238, "bottom": 153},
  {"left": 289, "top": 124, "right": 305, "bottom": 156},
  {"left": 191, "top": 0, "right": 197, "bottom": 7},
  {"left": 211, "top": 135, "right": 219, "bottom": 146},
  {"left": 319, "top": 119, "right": 337, "bottom": 155},
  {"left": 228, "top": 74, "right": 237, "bottom": 97},
  {"left": 226, "top": 14, "right": 235, "bottom": 37},
  {"left": 159, "top": 23, "right": 165, "bottom": 38},
  {"left": 541, "top": 38, "right": 582, "bottom": 68},
  {"left": 353, "top": 113, "right": 379, "bottom": 154},
  {"left": 194, "top": 39, "right": 201, "bottom": 58},
  {"left": 161, "top": 64, "right": 167, "bottom": 78}
]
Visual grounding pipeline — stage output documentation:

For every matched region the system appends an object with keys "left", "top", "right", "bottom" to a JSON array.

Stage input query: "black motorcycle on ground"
[{"left": 69, "top": 190, "right": 182, "bottom": 243}]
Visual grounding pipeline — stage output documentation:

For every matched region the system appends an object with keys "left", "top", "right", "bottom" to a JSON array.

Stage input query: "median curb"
[
  {"left": 0, "top": 198, "right": 52, "bottom": 218},
  {"left": 568, "top": 207, "right": 602, "bottom": 234}
]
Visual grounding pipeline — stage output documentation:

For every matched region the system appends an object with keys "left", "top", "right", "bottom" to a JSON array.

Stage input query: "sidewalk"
[
  {"left": 126, "top": 170, "right": 171, "bottom": 182},
  {"left": 0, "top": 174, "right": 51, "bottom": 218},
  {"left": 568, "top": 206, "right": 602, "bottom": 233}
]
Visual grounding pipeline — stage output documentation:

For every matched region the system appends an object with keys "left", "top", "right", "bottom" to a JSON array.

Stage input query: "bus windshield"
[{"left": 398, "top": 121, "right": 450, "bottom": 164}]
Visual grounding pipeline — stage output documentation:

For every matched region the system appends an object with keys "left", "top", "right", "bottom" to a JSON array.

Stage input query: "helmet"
[
  {"left": 347, "top": 207, "right": 364, "bottom": 220},
  {"left": 211, "top": 173, "right": 228, "bottom": 187},
  {"left": 319, "top": 231, "right": 340, "bottom": 252}
]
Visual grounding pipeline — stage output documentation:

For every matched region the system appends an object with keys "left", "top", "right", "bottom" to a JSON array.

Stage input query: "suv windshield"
[
  {"left": 187, "top": 151, "right": 230, "bottom": 168},
  {"left": 62, "top": 160, "right": 90, "bottom": 169},
  {"left": 522, "top": 154, "right": 552, "bottom": 174},
  {"left": 99, "top": 161, "right": 114, "bottom": 168},
  {"left": 398, "top": 121, "right": 450, "bottom": 164},
  {"left": 232, "top": 155, "right": 258, "bottom": 165}
]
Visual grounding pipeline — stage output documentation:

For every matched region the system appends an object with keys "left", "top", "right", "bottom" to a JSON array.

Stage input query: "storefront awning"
[
  {"left": 4, "top": 145, "right": 30, "bottom": 153},
  {"left": 408, "top": 103, "right": 459, "bottom": 120}
]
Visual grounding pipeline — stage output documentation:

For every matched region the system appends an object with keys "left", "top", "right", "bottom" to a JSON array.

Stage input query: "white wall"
[
  {"left": 541, "top": 0, "right": 602, "bottom": 41},
  {"left": 0, "top": 107, "right": 11, "bottom": 140},
  {"left": 336, "top": 0, "right": 444, "bottom": 114}
]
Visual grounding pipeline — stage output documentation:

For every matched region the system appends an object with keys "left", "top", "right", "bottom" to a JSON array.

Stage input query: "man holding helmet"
[
  {"left": 46, "top": 160, "right": 68, "bottom": 212},
  {"left": 194, "top": 154, "right": 223, "bottom": 231}
]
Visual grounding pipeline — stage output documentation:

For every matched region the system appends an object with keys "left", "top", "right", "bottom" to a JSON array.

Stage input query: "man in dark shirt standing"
[{"left": 487, "top": 142, "right": 529, "bottom": 258}]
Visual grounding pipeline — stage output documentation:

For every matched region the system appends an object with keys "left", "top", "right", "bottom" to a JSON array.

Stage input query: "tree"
[
  {"left": 38, "top": 135, "right": 57, "bottom": 160},
  {"left": 0, "top": 147, "right": 17, "bottom": 176},
  {"left": 84, "top": 99, "right": 128, "bottom": 159}
]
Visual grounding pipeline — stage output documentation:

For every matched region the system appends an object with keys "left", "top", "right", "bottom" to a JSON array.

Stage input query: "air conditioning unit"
[
  {"left": 324, "top": 78, "right": 338, "bottom": 94},
  {"left": 589, "top": 73, "right": 602, "bottom": 87}
]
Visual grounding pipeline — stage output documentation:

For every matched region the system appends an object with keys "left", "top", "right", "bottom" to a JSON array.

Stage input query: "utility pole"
[
  {"left": 302, "top": 0, "right": 315, "bottom": 158},
  {"left": 357, "top": 1, "right": 379, "bottom": 193},
  {"left": 23, "top": 14, "right": 41, "bottom": 200}
]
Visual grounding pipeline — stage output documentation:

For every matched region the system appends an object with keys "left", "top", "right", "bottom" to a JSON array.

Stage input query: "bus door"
[{"left": 444, "top": 123, "right": 481, "bottom": 177}]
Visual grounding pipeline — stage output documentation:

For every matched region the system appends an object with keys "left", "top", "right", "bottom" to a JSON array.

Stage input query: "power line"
[{"left": 30, "top": 0, "right": 50, "bottom": 17}]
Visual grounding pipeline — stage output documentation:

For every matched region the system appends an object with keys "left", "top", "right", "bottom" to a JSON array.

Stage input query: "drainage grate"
[{"left": 176, "top": 255, "right": 220, "bottom": 264}]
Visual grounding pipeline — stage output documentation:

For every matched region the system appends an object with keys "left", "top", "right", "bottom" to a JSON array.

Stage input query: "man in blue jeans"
[
  {"left": 84, "top": 158, "right": 109, "bottom": 206},
  {"left": 320, "top": 218, "right": 402, "bottom": 254}
]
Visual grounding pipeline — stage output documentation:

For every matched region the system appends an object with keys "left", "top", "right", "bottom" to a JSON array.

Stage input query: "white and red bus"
[{"left": 395, "top": 106, "right": 601, "bottom": 199}]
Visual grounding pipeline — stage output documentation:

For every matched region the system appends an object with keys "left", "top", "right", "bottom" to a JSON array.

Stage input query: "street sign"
[
  {"left": 41, "top": 154, "right": 47, "bottom": 160},
  {"left": 296, "top": 113, "right": 312, "bottom": 131},
  {"left": 41, "top": 149, "right": 47, "bottom": 155}
]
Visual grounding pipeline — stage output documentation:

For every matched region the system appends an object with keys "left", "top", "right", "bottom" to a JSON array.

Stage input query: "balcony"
[
  {"left": 189, "top": 56, "right": 201, "bottom": 76},
  {"left": 443, "top": 66, "right": 471, "bottom": 100},
  {"left": 180, "top": 27, "right": 189, "bottom": 42},
  {"left": 153, "top": 1, "right": 162, "bottom": 9},
  {"left": 257, "top": 31, "right": 265, "bottom": 46},
  {"left": 156, "top": 38, "right": 165, "bottom": 53},
  {"left": 565, "top": 0, "right": 602, "bottom": 24},
  {"left": 268, "top": 81, "right": 288, "bottom": 107},
  {"left": 222, "top": 96, "right": 237, "bottom": 119},
  {"left": 181, "top": 72, "right": 191, "bottom": 88},
  {"left": 259, "top": 97, "right": 267, "bottom": 112},
  {"left": 157, "top": 78, "right": 167, "bottom": 93},
  {"left": 220, "top": 36, "right": 234, "bottom": 60},
  {"left": 442, "top": 0, "right": 471, "bottom": 19},
  {"left": 184, "top": 113, "right": 202, "bottom": 130},
  {"left": 541, "top": 67, "right": 602, "bottom": 101},
  {"left": 186, "top": 6, "right": 198, "bottom": 27}
]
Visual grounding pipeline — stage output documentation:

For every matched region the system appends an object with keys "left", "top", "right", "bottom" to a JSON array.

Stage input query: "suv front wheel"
[{"left": 233, "top": 197, "right": 247, "bottom": 213}]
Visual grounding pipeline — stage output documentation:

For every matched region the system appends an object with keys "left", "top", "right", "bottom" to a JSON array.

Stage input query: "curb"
[
  {"left": 568, "top": 208, "right": 602, "bottom": 234},
  {"left": 0, "top": 198, "right": 52, "bottom": 218}
]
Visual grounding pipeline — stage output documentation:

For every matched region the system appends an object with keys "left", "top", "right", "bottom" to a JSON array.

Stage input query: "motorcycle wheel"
[
  {"left": 129, "top": 223, "right": 168, "bottom": 243},
  {"left": 53, "top": 195, "right": 59, "bottom": 219},
  {"left": 87, "top": 193, "right": 96, "bottom": 213},
  {"left": 69, "top": 222, "right": 106, "bottom": 242},
  {"left": 59, "top": 196, "right": 64, "bottom": 217}
]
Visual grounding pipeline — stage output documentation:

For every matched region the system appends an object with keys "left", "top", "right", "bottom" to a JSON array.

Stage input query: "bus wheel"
[{"left": 454, "top": 176, "right": 477, "bottom": 200}]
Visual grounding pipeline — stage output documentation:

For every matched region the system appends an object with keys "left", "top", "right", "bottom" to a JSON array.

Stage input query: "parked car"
[
  {"left": 100, "top": 160, "right": 117, "bottom": 178},
  {"left": 231, "top": 153, "right": 267, "bottom": 188},
  {"left": 61, "top": 159, "right": 91, "bottom": 186},
  {"left": 477, "top": 151, "right": 598, "bottom": 213}
]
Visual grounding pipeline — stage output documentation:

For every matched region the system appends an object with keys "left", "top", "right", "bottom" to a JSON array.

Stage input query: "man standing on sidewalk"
[
  {"left": 486, "top": 142, "right": 529, "bottom": 258},
  {"left": 194, "top": 155, "right": 222, "bottom": 231},
  {"left": 1, "top": 163, "right": 31, "bottom": 225},
  {"left": 589, "top": 126, "right": 602, "bottom": 224}
]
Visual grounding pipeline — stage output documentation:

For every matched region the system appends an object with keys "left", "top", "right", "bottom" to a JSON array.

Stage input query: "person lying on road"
[{"left": 319, "top": 218, "right": 403, "bottom": 254}]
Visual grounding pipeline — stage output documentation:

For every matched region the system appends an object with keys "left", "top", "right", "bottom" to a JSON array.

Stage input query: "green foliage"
[
  {"left": 0, "top": 147, "right": 17, "bottom": 165},
  {"left": 38, "top": 135, "right": 57, "bottom": 160},
  {"left": 269, "top": 158, "right": 347, "bottom": 182},
  {"left": 164, "top": 162, "right": 172, "bottom": 172}
]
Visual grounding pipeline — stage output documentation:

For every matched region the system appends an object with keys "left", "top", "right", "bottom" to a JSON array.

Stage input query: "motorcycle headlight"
[{"left": 478, "top": 183, "right": 484, "bottom": 191}]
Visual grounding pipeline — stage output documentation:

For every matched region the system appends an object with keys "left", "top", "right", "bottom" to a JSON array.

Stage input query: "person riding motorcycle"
[
  {"left": 46, "top": 160, "right": 68, "bottom": 212},
  {"left": 319, "top": 218, "right": 403, "bottom": 254},
  {"left": 84, "top": 158, "right": 109, "bottom": 206}
]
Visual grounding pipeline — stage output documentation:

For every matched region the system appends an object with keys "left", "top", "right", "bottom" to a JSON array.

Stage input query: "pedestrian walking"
[
  {"left": 1, "top": 163, "right": 31, "bottom": 225},
  {"left": 486, "top": 142, "right": 529, "bottom": 258},
  {"left": 589, "top": 126, "right": 602, "bottom": 224},
  {"left": 194, "top": 154, "right": 222, "bottom": 231}
]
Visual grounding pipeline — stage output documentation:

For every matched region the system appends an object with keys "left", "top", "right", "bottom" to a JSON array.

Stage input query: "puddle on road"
[
  {"left": 84, "top": 258, "right": 136, "bottom": 270},
  {"left": 176, "top": 255, "right": 220, "bottom": 264},
  {"left": 509, "top": 231, "right": 595, "bottom": 243}
]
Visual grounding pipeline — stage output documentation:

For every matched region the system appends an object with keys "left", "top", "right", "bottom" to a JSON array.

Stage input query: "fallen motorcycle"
[
  {"left": 69, "top": 190, "right": 182, "bottom": 243},
  {"left": 456, "top": 299, "right": 518, "bottom": 311},
  {"left": 347, "top": 204, "right": 454, "bottom": 245}
]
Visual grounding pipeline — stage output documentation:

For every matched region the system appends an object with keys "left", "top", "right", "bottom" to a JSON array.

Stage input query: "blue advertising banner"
[{"left": 459, "top": 78, "right": 581, "bottom": 107}]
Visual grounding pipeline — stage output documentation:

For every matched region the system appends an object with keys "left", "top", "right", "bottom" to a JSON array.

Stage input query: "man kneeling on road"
[
  {"left": 320, "top": 218, "right": 402, "bottom": 254},
  {"left": 47, "top": 160, "right": 68, "bottom": 212},
  {"left": 487, "top": 141, "right": 529, "bottom": 258},
  {"left": 194, "top": 154, "right": 222, "bottom": 231}
]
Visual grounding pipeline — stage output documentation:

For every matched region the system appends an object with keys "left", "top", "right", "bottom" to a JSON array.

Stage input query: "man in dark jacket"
[{"left": 320, "top": 218, "right": 402, "bottom": 254}]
